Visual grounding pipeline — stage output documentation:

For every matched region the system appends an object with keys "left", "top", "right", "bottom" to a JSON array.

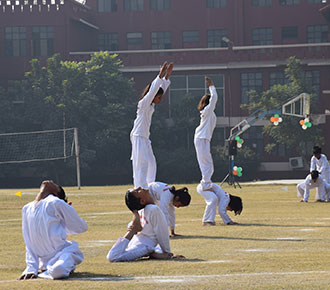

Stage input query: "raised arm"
[
  {"left": 203, "top": 77, "right": 218, "bottom": 113},
  {"left": 138, "top": 62, "right": 168, "bottom": 108},
  {"left": 55, "top": 200, "right": 88, "bottom": 235}
]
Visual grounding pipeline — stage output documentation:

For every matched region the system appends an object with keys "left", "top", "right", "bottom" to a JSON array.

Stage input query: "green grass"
[{"left": 1, "top": 183, "right": 330, "bottom": 289}]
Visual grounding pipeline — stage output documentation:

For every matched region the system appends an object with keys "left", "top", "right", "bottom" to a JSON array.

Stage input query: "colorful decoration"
[
  {"left": 233, "top": 166, "right": 243, "bottom": 177},
  {"left": 234, "top": 136, "right": 244, "bottom": 148},
  {"left": 270, "top": 114, "right": 283, "bottom": 126},
  {"left": 299, "top": 117, "right": 312, "bottom": 130}
]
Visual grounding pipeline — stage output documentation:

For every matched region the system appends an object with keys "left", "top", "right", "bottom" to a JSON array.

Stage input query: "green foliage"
[
  {"left": 0, "top": 52, "right": 135, "bottom": 185},
  {"left": 242, "top": 56, "right": 323, "bottom": 158}
]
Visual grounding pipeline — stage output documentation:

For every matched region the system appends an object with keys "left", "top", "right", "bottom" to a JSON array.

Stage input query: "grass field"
[{"left": 1, "top": 182, "right": 330, "bottom": 289}]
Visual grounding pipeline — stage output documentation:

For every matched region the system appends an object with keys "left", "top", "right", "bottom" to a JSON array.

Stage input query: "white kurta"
[
  {"left": 148, "top": 181, "right": 175, "bottom": 230},
  {"left": 297, "top": 175, "right": 326, "bottom": 202},
  {"left": 197, "top": 183, "right": 232, "bottom": 224},
  {"left": 310, "top": 154, "right": 330, "bottom": 183},
  {"left": 21, "top": 195, "right": 88, "bottom": 279},
  {"left": 194, "top": 86, "right": 218, "bottom": 190},
  {"left": 130, "top": 76, "right": 171, "bottom": 189},
  {"left": 107, "top": 204, "right": 171, "bottom": 262}
]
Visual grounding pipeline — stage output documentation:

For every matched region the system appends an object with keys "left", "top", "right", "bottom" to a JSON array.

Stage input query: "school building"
[{"left": 0, "top": 0, "right": 330, "bottom": 178}]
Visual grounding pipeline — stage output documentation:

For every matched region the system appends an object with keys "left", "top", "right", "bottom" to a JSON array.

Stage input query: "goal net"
[{"left": 0, "top": 128, "right": 81, "bottom": 188}]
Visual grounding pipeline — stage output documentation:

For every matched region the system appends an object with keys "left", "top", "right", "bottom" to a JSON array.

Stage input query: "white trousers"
[
  {"left": 196, "top": 183, "right": 231, "bottom": 224},
  {"left": 107, "top": 236, "right": 155, "bottom": 262},
  {"left": 38, "top": 241, "right": 84, "bottom": 280},
  {"left": 131, "top": 136, "right": 156, "bottom": 189},
  {"left": 194, "top": 138, "right": 214, "bottom": 190},
  {"left": 297, "top": 182, "right": 325, "bottom": 202},
  {"left": 315, "top": 168, "right": 330, "bottom": 200}
]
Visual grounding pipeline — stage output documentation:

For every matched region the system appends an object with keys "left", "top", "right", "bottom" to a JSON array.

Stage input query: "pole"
[{"left": 74, "top": 128, "right": 81, "bottom": 189}]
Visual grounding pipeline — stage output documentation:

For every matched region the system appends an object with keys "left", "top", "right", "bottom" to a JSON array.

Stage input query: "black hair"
[
  {"left": 139, "top": 83, "right": 164, "bottom": 101},
  {"left": 57, "top": 186, "right": 68, "bottom": 203},
  {"left": 169, "top": 186, "right": 191, "bottom": 206},
  {"left": 313, "top": 146, "right": 322, "bottom": 155},
  {"left": 228, "top": 195, "right": 243, "bottom": 215},
  {"left": 311, "top": 170, "right": 319, "bottom": 180},
  {"left": 125, "top": 190, "right": 145, "bottom": 212}
]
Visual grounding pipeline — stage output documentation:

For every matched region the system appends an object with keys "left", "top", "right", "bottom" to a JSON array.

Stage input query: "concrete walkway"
[{"left": 243, "top": 179, "right": 304, "bottom": 185}]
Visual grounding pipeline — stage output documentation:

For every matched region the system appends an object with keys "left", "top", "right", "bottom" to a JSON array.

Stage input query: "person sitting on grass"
[
  {"left": 18, "top": 180, "right": 88, "bottom": 280},
  {"left": 297, "top": 170, "right": 328, "bottom": 202},
  {"left": 148, "top": 181, "right": 191, "bottom": 237},
  {"left": 197, "top": 182, "right": 243, "bottom": 226},
  {"left": 106, "top": 187, "right": 185, "bottom": 262}
]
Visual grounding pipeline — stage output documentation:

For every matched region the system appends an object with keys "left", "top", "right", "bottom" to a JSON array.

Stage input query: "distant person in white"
[
  {"left": 310, "top": 146, "right": 330, "bottom": 201},
  {"left": 197, "top": 183, "right": 243, "bottom": 226},
  {"left": 194, "top": 77, "right": 218, "bottom": 191},
  {"left": 148, "top": 182, "right": 191, "bottom": 237},
  {"left": 130, "top": 61, "right": 173, "bottom": 189},
  {"left": 18, "top": 180, "right": 88, "bottom": 280},
  {"left": 107, "top": 187, "right": 184, "bottom": 262},
  {"left": 297, "top": 170, "right": 328, "bottom": 202}
]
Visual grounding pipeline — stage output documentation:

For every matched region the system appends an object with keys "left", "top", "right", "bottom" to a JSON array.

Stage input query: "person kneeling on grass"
[
  {"left": 148, "top": 181, "right": 191, "bottom": 237},
  {"left": 18, "top": 180, "right": 88, "bottom": 280},
  {"left": 106, "top": 187, "right": 185, "bottom": 262},
  {"left": 197, "top": 182, "right": 243, "bottom": 226},
  {"left": 297, "top": 170, "right": 329, "bottom": 202}
]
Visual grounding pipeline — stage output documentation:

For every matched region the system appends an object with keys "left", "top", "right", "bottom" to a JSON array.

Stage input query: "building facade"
[{"left": 1, "top": 0, "right": 330, "bottom": 177}]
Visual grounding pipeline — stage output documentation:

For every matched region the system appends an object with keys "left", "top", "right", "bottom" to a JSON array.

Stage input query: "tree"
[
  {"left": 242, "top": 56, "right": 323, "bottom": 159},
  {"left": 0, "top": 52, "right": 135, "bottom": 186}
]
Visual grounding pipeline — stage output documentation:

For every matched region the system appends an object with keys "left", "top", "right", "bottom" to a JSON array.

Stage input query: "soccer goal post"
[{"left": 0, "top": 127, "right": 81, "bottom": 189}]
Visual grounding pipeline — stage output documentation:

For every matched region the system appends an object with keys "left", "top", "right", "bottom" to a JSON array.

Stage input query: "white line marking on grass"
[
  {"left": 82, "top": 211, "right": 129, "bottom": 216},
  {"left": 80, "top": 240, "right": 116, "bottom": 248},
  {"left": 296, "top": 229, "right": 315, "bottom": 232},
  {"left": 275, "top": 237, "right": 302, "bottom": 241},
  {"left": 241, "top": 248, "right": 276, "bottom": 252},
  {"left": 67, "top": 270, "right": 330, "bottom": 283},
  {"left": 2, "top": 271, "right": 330, "bottom": 284}
]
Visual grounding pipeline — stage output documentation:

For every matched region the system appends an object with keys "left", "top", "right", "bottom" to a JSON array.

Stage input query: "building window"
[
  {"left": 307, "top": 0, "right": 322, "bottom": 3},
  {"left": 150, "top": 0, "right": 170, "bottom": 10},
  {"left": 126, "top": 32, "right": 142, "bottom": 46},
  {"left": 207, "top": 29, "right": 228, "bottom": 47},
  {"left": 99, "top": 33, "right": 118, "bottom": 51},
  {"left": 307, "top": 25, "right": 328, "bottom": 43},
  {"left": 304, "top": 70, "right": 320, "bottom": 99},
  {"left": 241, "top": 72, "right": 263, "bottom": 104},
  {"left": 206, "top": 0, "right": 226, "bottom": 8},
  {"left": 169, "top": 74, "right": 224, "bottom": 118},
  {"left": 124, "top": 0, "right": 143, "bottom": 11},
  {"left": 270, "top": 71, "right": 289, "bottom": 86},
  {"left": 279, "top": 0, "right": 300, "bottom": 5},
  {"left": 252, "top": 0, "right": 272, "bottom": 6},
  {"left": 98, "top": 0, "right": 117, "bottom": 12},
  {"left": 32, "top": 26, "right": 54, "bottom": 57},
  {"left": 5, "top": 27, "right": 26, "bottom": 57},
  {"left": 182, "top": 31, "right": 199, "bottom": 44},
  {"left": 252, "top": 28, "right": 272, "bottom": 45},
  {"left": 151, "top": 31, "right": 171, "bottom": 49},
  {"left": 281, "top": 26, "right": 298, "bottom": 40}
]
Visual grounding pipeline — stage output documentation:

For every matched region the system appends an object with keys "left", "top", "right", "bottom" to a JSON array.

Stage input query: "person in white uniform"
[
  {"left": 18, "top": 181, "right": 88, "bottom": 280},
  {"left": 194, "top": 77, "right": 218, "bottom": 191},
  {"left": 310, "top": 146, "right": 330, "bottom": 201},
  {"left": 297, "top": 170, "right": 328, "bottom": 202},
  {"left": 197, "top": 182, "right": 243, "bottom": 226},
  {"left": 107, "top": 187, "right": 184, "bottom": 262},
  {"left": 130, "top": 61, "right": 173, "bottom": 189},
  {"left": 148, "top": 182, "right": 191, "bottom": 237}
]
